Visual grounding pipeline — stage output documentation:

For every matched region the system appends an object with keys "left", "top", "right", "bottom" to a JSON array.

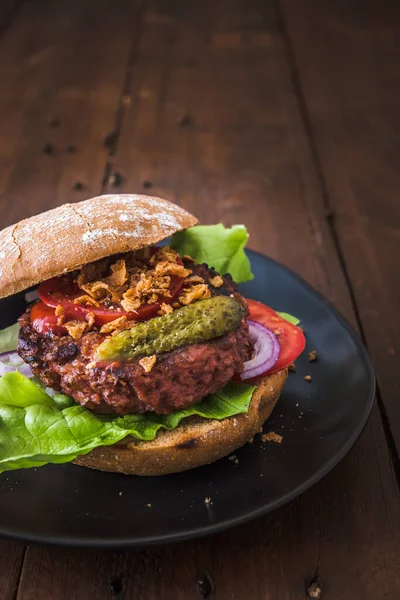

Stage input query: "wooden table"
[{"left": 0, "top": 0, "right": 399, "bottom": 598}]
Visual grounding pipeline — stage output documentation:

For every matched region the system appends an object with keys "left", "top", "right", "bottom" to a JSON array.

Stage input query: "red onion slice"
[
  {"left": 0, "top": 352, "right": 33, "bottom": 378},
  {"left": 239, "top": 320, "right": 280, "bottom": 381},
  {"left": 0, "top": 351, "right": 13, "bottom": 364}
]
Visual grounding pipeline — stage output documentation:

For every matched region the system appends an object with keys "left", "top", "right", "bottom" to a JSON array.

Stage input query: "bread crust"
[
  {"left": 0, "top": 194, "right": 198, "bottom": 300},
  {"left": 73, "top": 369, "right": 288, "bottom": 476}
]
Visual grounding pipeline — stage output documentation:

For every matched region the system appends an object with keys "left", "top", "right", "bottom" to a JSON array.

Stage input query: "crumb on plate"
[{"left": 261, "top": 431, "right": 283, "bottom": 444}]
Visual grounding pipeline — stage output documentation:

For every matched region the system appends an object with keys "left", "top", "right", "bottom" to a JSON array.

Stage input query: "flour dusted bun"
[
  {"left": 0, "top": 194, "right": 198, "bottom": 300},
  {"left": 73, "top": 369, "right": 288, "bottom": 476}
]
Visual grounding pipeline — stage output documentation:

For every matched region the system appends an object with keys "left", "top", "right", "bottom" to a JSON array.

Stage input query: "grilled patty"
[{"left": 18, "top": 265, "right": 252, "bottom": 415}]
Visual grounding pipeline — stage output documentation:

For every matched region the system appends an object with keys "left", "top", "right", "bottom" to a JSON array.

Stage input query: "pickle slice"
[{"left": 95, "top": 296, "right": 244, "bottom": 361}]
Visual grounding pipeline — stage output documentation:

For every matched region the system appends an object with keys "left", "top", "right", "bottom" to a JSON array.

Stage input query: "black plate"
[{"left": 0, "top": 250, "right": 375, "bottom": 547}]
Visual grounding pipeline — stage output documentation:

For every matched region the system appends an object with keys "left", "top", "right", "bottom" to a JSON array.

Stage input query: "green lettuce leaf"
[
  {"left": 0, "top": 323, "right": 19, "bottom": 353},
  {"left": 276, "top": 312, "right": 300, "bottom": 326},
  {"left": 0, "top": 372, "right": 256, "bottom": 473},
  {"left": 171, "top": 224, "right": 253, "bottom": 283}
]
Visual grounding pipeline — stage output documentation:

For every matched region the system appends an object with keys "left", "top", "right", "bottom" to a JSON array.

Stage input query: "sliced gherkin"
[{"left": 95, "top": 296, "right": 244, "bottom": 361}]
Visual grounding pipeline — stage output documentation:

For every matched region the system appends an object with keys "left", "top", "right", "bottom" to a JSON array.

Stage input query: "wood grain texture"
[
  {"left": 0, "top": 0, "right": 142, "bottom": 227},
  {"left": 0, "top": 0, "right": 22, "bottom": 31},
  {"left": 0, "top": 539, "right": 25, "bottom": 599},
  {"left": 0, "top": 0, "right": 398, "bottom": 599},
  {"left": 280, "top": 0, "right": 400, "bottom": 457}
]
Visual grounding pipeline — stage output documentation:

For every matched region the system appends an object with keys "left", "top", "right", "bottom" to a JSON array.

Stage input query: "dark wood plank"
[
  {"left": 0, "top": 0, "right": 141, "bottom": 227},
  {"left": 14, "top": 1, "right": 400, "bottom": 599},
  {"left": 0, "top": 0, "right": 22, "bottom": 31},
  {"left": 280, "top": 0, "right": 400, "bottom": 457},
  {"left": 0, "top": 539, "right": 25, "bottom": 600}
]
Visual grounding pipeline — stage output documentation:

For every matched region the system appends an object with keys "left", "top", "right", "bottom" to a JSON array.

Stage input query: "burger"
[{"left": 0, "top": 194, "right": 305, "bottom": 475}]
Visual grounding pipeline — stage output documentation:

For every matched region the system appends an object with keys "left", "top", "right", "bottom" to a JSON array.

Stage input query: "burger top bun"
[{"left": 0, "top": 194, "right": 198, "bottom": 300}]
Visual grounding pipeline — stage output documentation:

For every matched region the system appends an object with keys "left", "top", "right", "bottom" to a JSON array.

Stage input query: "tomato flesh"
[
  {"left": 31, "top": 301, "right": 67, "bottom": 336},
  {"left": 246, "top": 299, "right": 305, "bottom": 375}
]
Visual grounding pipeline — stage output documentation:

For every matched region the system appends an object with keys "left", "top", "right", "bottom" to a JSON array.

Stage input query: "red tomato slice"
[
  {"left": 30, "top": 301, "right": 67, "bottom": 336},
  {"left": 246, "top": 298, "right": 305, "bottom": 374},
  {"left": 38, "top": 276, "right": 182, "bottom": 325},
  {"left": 38, "top": 253, "right": 184, "bottom": 326}
]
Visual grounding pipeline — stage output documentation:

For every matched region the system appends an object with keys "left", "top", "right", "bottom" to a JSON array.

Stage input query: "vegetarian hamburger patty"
[{"left": 17, "top": 265, "right": 252, "bottom": 415}]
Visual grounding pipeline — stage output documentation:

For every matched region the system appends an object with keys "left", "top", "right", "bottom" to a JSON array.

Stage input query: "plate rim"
[{"left": 0, "top": 249, "right": 376, "bottom": 548}]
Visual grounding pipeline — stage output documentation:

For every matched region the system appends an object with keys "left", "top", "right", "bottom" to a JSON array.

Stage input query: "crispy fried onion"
[
  {"left": 64, "top": 312, "right": 95, "bottom": 340},
  {"left": 99, "top": 315, "right": 137, "bottom": 335},
  {"left": 74, "top": 247, "right": 195, "bottom": 312},
  {"left": 139, "top": 355, "right": 157, "bottom": 373},
  {"left": 179, "top": 284, "right": 211, "bottom": 305},
  {"left": 55, "top": 305, "right": 65, "bottom": 326},
  {"left": 209, "top": 275, "right": 224, "bottom": 288},
  {"left": 158, "top": 302, "right": 174, "bottom": 316},
  {"left": 73, "top": 294, "right": 100, "bottom": 308},
  {"left": 100, "top": 315, "right": 128, "bottom": 334},
  {"left": 78, "top": 259, "right": 127, "bottom": 304}
]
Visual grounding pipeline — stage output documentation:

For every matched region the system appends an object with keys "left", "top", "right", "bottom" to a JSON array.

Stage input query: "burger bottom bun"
[{"left": 73, "top": 369, "right": 288, "bottom": 476}]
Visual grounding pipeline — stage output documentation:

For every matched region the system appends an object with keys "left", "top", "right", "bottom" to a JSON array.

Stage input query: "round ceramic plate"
[{"left": 0, "top": 250, "right": 375, "bottom": 547}]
